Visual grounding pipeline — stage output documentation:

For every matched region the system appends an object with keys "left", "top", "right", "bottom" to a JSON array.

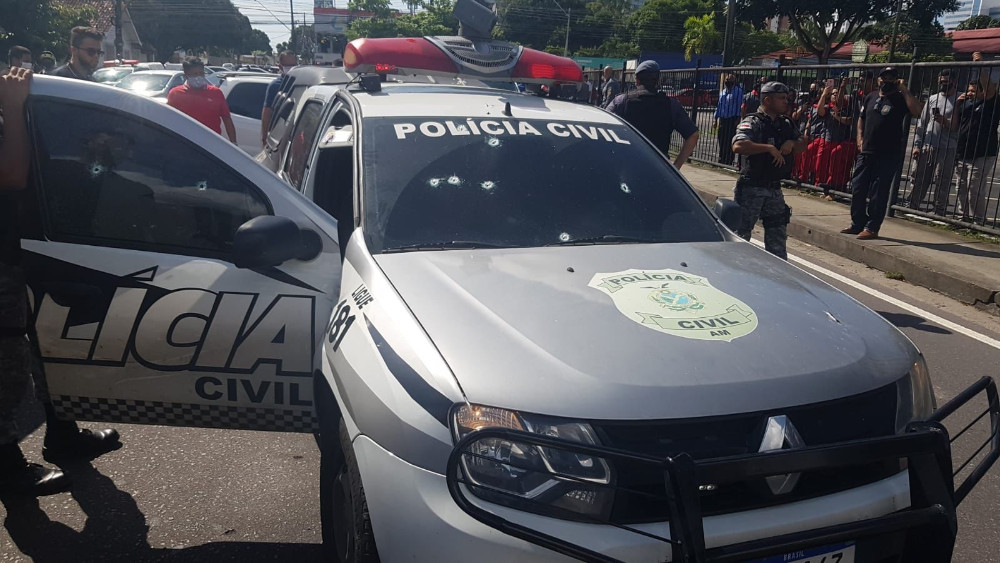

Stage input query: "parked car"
[
  {"left": 668, "top": 87, "right": 719, "bottom": 107},
  {"left": 115, "top": 70, "right": 220, "bottom": 98},
  {"left": 218, "top": 74, "right": 275, "bottom": 155},
  {"left": 92, "top": 66, "right": 135, "bottom": 84}
]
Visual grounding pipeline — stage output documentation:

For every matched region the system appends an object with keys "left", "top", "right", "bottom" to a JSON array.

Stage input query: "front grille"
[{"left": 592, "top": 381, "right": 901, "bottom": 524}]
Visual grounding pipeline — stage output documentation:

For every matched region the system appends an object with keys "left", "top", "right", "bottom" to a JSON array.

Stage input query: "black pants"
[
  {"left": 849, "top": 153, "right": 900, "bottom": 233},
  {"left": 717, "top": 117, "right": 739, "bottom": 166}
]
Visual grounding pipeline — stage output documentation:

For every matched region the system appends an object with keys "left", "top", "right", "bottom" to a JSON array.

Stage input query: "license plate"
[{"left": 751, "top": 542, "right": 856, "bottom": 563}]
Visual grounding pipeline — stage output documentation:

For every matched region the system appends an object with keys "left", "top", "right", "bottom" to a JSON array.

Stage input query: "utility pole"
[
  {"left": 290, "top": 0, "right": 296, "bottom": 53},
  {"left": 552, "top": 0, "right": 570, "bottom": 56},
  {"left": 722, "top": 0, "right": 735, "bottom": 67},
  {"left": 887, "top": 0, "right": 904, "bottom": 63},
  {"left": 114, "top": 0, "right": 123, "bottom": 61}
]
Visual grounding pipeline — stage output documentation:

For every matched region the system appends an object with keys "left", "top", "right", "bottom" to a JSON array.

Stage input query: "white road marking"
[{"left": 750, "top": 239, "right": 1000, "bottom": 351}]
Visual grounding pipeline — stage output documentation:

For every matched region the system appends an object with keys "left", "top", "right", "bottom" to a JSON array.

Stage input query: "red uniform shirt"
[{"left": 166, "top": 84, "right": 231, "bottom": 134}]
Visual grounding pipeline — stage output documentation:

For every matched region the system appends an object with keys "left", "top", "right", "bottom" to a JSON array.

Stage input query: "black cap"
[
  {"left": 760, "top": 81, "right": 790, "bottom": 95},
  {"left": 878, "top": 67, "right": 899, "bottom": 79},
  {"left": 635, "top": 60, "right": 659, "bottom": 76}
]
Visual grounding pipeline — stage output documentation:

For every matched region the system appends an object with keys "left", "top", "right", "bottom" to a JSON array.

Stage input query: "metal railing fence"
[{"left": 581, "top": 62, "right": 1000, "bottom": 235}]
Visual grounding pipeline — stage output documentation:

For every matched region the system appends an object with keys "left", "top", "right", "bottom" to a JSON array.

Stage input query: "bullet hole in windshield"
[
  {"left": 620, "top": 182, "right": 631, "bottom": 194},
  {"left": 88, "top": 162, "right": 106, "bottom": 178},
  {"left": 559, "top": 232, "right": 571, "bottom": 242},
  {"left": 486, "top": 136, "right": 502, "bottom": 148},
  {"left": 447, "top": 175, "right": 462, "bottom": 186},
  {"left": 196, "top": 181, "right": 208, "bottom": 191},
  {"left": 481, "top": 180, "right": 496, "bottom": 191},
  {"left": 428, "top": 178, "right": 442, "bottom": 188}
]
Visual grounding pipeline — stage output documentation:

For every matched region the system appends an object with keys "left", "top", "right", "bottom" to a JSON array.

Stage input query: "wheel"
[{"left": 320, "top": 417, "right": 379, "bottom": 563}]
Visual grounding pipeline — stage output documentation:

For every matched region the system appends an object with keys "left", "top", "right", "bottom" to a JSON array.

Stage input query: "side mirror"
[
  {"left": 714, "top": 198, "right": 742, "bottom": 232},
  {"left": 233, "top": 216, "right": 322, "bottom": 268}
]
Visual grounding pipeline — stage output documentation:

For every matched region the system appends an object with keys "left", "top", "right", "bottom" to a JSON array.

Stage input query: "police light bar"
[{"left": 343, "top": 36, "right": 583, "bottom": 85}]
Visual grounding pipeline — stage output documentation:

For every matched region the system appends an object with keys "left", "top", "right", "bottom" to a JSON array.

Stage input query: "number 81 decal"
[{"left": 327, "top": 299, "right": 356, "bottom": 352}]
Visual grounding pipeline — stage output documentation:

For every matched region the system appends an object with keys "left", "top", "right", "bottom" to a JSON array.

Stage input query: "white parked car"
[
  {"left": 218, "top": 74, "right": 276, "bottom": 155},
  {"left": 115, "top": 70, "right": 221, "bottom": 99}
]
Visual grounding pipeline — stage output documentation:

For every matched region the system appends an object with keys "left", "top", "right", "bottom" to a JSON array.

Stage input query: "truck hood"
[{"left": 374, "top": 242, "right": 917, "bottom": 420}]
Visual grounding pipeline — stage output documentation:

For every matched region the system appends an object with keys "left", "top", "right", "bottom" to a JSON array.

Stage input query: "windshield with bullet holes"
[{"left": 362, "top": 117, "right": 723, "bottom": 253}]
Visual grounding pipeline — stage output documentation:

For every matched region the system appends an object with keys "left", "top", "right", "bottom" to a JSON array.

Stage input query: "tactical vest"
[{"left": 741, "top": 113, "right": 797, "bottom": 184}]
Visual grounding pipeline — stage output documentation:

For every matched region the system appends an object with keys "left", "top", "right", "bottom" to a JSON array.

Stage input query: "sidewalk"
[{"left": 681, "top": 165, "right": 1000, "bottom": 316}]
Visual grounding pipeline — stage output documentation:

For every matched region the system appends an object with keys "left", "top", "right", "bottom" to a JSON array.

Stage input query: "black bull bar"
[{"left": 446, "top": 377, "right": 999, "bottom": 562}]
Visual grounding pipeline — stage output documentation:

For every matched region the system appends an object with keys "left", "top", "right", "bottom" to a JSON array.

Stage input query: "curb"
[{"left": 693, "top": 187, "right": 1000, "bottom": 316}]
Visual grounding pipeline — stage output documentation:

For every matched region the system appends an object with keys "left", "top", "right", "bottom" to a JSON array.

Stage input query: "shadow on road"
[
  {"left": 1, "top": 462, "right": 322, "bottom": 562},
  {"left": 878, "top": 311, "right": 952, "bottom": 335},
  {"left": 877, "top": 236, "right": 1000, "bottom": 259}
]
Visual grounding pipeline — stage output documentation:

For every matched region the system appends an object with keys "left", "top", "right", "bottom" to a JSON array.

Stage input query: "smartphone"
[{"left": 825, "top": 78, "right": 835, "bottom": 88}]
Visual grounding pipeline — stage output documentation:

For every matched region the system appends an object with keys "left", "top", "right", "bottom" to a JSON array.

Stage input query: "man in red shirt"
[{"left": 167, "top": 57, "right": 237, "bottom": 143}]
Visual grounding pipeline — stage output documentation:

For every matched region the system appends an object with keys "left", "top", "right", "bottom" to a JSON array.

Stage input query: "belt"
[{"left": 738, "top": 179, "right": 783, "bottom": 189}]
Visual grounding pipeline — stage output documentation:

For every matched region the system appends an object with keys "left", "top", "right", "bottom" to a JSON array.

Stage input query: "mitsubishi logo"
[{"left": 758, "top": 415, "right": 805, "bottom": 495}]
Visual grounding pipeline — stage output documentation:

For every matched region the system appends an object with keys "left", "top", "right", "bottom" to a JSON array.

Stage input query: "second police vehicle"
[{"left": 23, "top": 0, "right": 999, "bottom": 561}]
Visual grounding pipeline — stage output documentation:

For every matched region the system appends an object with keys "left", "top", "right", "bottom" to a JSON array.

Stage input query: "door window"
[
  {"left": 32, "top": 98, "right": 270, "bottom": 258},
  {"left": 227, "top": 82, "right": 268, "bottom": 118},
  {"left": 283, "top": 101, "right": 324, "bottom": 190}
]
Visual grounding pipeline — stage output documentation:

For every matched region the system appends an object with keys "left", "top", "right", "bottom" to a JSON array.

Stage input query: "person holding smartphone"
[
  {"left": 6, "top": 47, "right": 33, "bottom": 72},
  {"left": 907, "top": 69, "right": 959, "bottom": 215}
]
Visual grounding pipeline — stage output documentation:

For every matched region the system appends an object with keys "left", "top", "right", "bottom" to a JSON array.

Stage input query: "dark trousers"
[
  {"left": 717, "top": 117, "right": 739, "bottom": 166},
  {"left": 849, "top": 152, "right": 900, "bottom": 233}
]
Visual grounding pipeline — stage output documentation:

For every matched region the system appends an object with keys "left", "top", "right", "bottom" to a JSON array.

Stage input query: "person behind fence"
[
  {"left": 842, "top": 67, "right": 922, "bottom": 240},
  {"left": 955, "top": 79, "right": 1000, "bottom": 225},
  {"left": 715, "top": 73, "right": 743, "bottom": 166},
  {"left": 605, "top": 60, "right": 700, "bottom": 170},
  {"left": 907, "top": 69, "right": 960, "bottom": 215},
  {"left": 731, "top": 81, "right": 806, "bottom": 259},
  {"left": 814, "top": 80, "right": 858, "bottom": 198},
  {"left": 600, "top": 65, "right": 620, "bottom": 106},
  {"left": 791, "top": 82, "right": 820, "bottom": 183}
]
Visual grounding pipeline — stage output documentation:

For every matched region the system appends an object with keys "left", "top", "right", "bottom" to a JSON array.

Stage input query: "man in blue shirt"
[
  {"left": 715, "top": 73, "right": 743, "bottom": 166},
  {"left": 606, "top": 60, "right": 700, "bottom": 169},
  {"left": 260, "top": 51, "right": 298, "bottom": 146}
]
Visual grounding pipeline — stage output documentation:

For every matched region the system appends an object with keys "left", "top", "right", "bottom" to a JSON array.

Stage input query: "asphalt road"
[{"left": 2, "top": 238, "right": 999, "bottom": 562}]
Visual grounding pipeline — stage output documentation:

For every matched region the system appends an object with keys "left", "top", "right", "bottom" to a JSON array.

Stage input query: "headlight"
[
  {"left": 896, "top": 355, "right": 937, "bottom": 432},
  {"left": 452, "top": 404, "right": 613, "bottom": 520}
]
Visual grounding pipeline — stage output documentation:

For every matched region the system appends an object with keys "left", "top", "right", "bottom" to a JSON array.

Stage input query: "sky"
[{"left": 233, "top": 0, "right": 413, "bottom": 49}]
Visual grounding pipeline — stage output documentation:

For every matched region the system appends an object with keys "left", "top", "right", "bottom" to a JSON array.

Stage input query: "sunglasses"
[{"left": 75, "top": 47, "right": 105, "bottom": 56}]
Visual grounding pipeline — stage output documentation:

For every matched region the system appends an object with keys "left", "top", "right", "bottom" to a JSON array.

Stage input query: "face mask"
[
  {"left": 21, "top": 61, "right": 32, "bottom": 70},
  {"left": 880, "top": 81, "right": 897, "bottom": 94},
  {"left": 188, "top": 76, "right": 209, "bottom": 89},
  {"left": 280, "top": 65, "right": 293, "bottom": 75}
]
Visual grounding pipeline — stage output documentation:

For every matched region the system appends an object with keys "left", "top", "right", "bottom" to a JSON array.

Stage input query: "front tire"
[{"left": 320, "top": 417, "right": 379, "bottom": 563}]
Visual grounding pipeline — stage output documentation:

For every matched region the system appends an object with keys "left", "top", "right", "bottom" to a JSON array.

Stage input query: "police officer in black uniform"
[
  {"left": 605, "top": 60, "right": 700, "bottom": 170},
  {"left": 732, "top": 81, "right": 806, "bottom": 259}
]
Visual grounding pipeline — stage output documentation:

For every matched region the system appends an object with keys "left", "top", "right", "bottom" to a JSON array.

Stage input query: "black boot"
[
  {"left": 41, "top": 405, "right": 121, "bottom": 463},
  {"left": 0, "top": 442, "right": 71, "bottom": 496}
]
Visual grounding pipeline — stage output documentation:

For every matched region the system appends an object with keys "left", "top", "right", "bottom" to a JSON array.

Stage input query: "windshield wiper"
[
  {"left": 383, "top": 241, "right": 512, "bottom": 253},
  {"left": 547, "top": 235, "right": 662, "bottom": 246}
]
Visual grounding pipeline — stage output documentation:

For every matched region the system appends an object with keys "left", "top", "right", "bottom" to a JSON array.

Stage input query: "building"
[
  {"left": 940, "top": 0, "right": 1000, "bottom": 31},
  {"left": 313, "top": 0, "right": 374, "bottom": 64},
  {"left": 56, "top": 0, "right": 148, "bottom": 61}
]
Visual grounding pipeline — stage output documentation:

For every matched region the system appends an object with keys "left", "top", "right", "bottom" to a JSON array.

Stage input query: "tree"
[
  {"left": 0, "top": 0, "right": 51, "bottom": 56},
  {"left": 130, "top": 0, "right": 253, "bottom": 60},
  {"left": 347, "top": 0, "right": 458, "bottom": 40},
  {"left": 955, "top": 15, "right": 1000, "bottom": 30},
  {"left": 243, "top": 29, "right": 272, "bottom": 55},
  {"left": 629, "top": 0, "right": 717, "bottom": 53},
  {"left": 46, "top": 2, "right": 98, "bottom": 61},
  {"left": 861, "top": 4, "right": 953, "bottom": 61},
  {"left": 749, "top": 0, "right": 957, "bottom": 64},
  {"left": 682, "top": 12, "right": 721, "bottom": 60},
  {"left": 728, "top": 24, "right": 797, "bottom": 64}
]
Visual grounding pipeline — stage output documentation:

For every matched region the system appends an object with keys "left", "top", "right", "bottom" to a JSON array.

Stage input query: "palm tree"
[{"left": 682, "top": 12, "right": 721, "bottom": 62}]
